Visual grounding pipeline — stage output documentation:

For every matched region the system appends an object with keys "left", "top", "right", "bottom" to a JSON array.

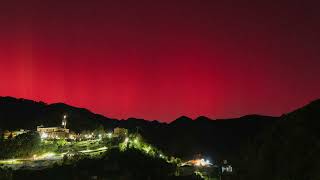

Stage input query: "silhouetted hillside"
[
  {"left": 0, "top": 97, "right": 118, "bottom": 132},
  {"left": 236, "top": 99, "right": 320, "bottom": 180},
  {"left": 4, "top": 96, "right": 319, "bottom": 164},
  {"left": 0, "top": 96, "right": 281, "bottom": 160}
]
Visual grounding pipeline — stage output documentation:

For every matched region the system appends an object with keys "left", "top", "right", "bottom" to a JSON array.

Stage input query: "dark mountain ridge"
[
  {"left": 236, "top": 99, "right": 320, "bottom": 180},
  {"left": 0, "top": 96, "right": 318, "bottom": 162}
]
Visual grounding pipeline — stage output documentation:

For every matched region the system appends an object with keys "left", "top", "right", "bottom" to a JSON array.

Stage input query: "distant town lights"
[{"left": 182, "top": 158, "right": 212, "bottom": 167}]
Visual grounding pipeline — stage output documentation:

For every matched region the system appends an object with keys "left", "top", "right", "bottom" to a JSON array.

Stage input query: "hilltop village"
[
  {"left": 0, "top": 113, "right": 233, "bottom": 179},
  {"left": 0, "top": 114, "right": 232, "bottom": 177},
  {"left": 3, "top": 114, "right": 128, "bottom": 141}
]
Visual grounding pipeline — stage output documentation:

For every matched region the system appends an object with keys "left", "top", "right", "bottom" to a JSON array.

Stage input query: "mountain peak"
[
  {"left": 170, "top": 116, "right": 193, "bottom": 124},
  {"left": 195, "top": 116, "right": 212, "bottom": 121}
]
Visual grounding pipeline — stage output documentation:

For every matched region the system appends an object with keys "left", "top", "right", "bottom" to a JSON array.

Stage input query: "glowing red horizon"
[{"left": 0, "top": 1, "right": 319, "bottom": 122}]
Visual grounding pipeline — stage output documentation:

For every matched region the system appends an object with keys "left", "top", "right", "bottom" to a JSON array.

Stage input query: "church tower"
[{"left": 62, "top": 114, "right": 67, "bottom": 129}]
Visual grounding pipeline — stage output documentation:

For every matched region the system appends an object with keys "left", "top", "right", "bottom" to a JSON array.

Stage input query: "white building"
[{"left": 37, "top": 114, "right": 71, "bottom": 139}]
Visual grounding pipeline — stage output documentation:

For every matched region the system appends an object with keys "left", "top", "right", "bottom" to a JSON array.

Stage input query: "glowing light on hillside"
[
  {"left": 41, "top": 132, "right": 48, "bottom": 139},
  {"left": 194, "top": 159, "right": 212, "bottom": 166},
  {"left": 107, "top": 133, "right": 112, "bottom": 138},
  {"left": 0, "top": 159, "right": 22, "bottom": 165},
  {"left": 181, "top": 158, "right": 212, "bottom": 167}
]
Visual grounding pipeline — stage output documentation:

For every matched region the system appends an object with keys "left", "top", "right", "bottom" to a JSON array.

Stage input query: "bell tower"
[{"left": 62, "top": 114, "right": 67, "bottom": 129}]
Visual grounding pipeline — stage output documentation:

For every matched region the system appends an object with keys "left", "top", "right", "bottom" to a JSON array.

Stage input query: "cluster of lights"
[
  {"left": 1, "top": 129, "right": 177, "bottom": 170},
  {"left": 0, "top": 159, "right": 22, "bottom": 165},
  {"left": 32, "top": 152, "right": 57, "bottom": 160},
  {"left": 3, "top": 125, "right": 173, "bottom": 169},
  {"left": 181, "top": 158, "right": 212, "bottom": 167},
  {"left": 79, "top": 146, "right": 107, "bottom": 153},
  {"left": 120, "top": 136, "right": 157, "bottom": 156},
  {"left": 47, "top": 131, "right": 114, "bottom": 141},
  {"left": 222, "top": 165, "right": 233, "bottom": 173},
  {"left": 143, "top": 146, "right": 151, "bottom": 153},
  {"left": 41, "top": 132, "right": 48, "bottom": 139},
  {"left": 84, "top": 133, "right": 93, "bottom": 139},
  {"left": 194, "top": 159, "right": 212, "bottom": 167},
  {"left": 107, "top": 133, "right": 112, "bottom": 138},
  {"left": 69, "top": 134, "right": 76, "bottom": 140}
]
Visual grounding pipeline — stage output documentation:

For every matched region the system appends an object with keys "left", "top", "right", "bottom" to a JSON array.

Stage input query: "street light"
[{"left": 41, "top": 132, "right": 48, "bottom": 139}]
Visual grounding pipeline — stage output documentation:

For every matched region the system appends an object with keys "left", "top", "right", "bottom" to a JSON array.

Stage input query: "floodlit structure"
[
  {"left": 3, "top": 129, "right": 29, "bottom": 139},
  {"left": 37, "top": 114, "right": 70, "bottom": 139},
  {"left": 222, "top": 165, "right": 233, "bottom": 173},
  {"left": 221, "top": 160, "right": 233, "bottom": 173},
  {"left": 181, "top": 158, "right": 212, "bottom": 167},
  {"left": 113, "top": 127, "right": 128, "bottom": 137},
  {"left": 62, "top": 115, "right": 67, "bottom": 129}
]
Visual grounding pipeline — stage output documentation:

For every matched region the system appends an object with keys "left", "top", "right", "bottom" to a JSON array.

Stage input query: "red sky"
[{"left": 0, "top": 1, "right": 319, "bottom": 122}]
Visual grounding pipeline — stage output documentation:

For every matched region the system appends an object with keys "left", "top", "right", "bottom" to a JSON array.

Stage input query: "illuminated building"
[
  {"left": 3, "top": 129, "right": 29, "bottom": 139},
  {"left": 221, "top": 160, "right": 233, "bottom": 173},
  {"left": 113, "top": 127, "right": 128, "bottom": 137},
  {"left": 37, "top": 114, "right": 70, "bottom": 139},
  {"left": 181, "top": 158, "right": 212, "bottom": 167}
]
